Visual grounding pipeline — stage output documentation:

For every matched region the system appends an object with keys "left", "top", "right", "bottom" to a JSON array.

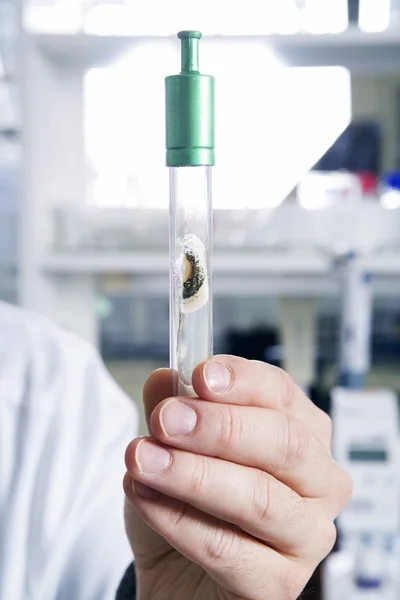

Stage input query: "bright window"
[{"left": 85, "top": 38, "right": 351, "bottom": 209}]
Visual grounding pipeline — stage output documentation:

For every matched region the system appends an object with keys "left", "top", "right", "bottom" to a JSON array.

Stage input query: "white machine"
[
  {"left": 333, "top": 387, "right": 400, "bottom": 535},
  {"left": 323, "top": 387, "right": 400, "bottom": 600}
]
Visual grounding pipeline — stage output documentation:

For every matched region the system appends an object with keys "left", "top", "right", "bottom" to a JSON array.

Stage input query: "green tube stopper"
[{"left": 165, "top": 31, "right": 215, "bottom": 167}]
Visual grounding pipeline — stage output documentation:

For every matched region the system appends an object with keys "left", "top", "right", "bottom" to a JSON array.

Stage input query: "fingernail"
[
  {"left": 136, "top": 439, "right": 171, "bottom": 474},
  {"left": 160, "top": 400, "right": 197, "bottom": 437},
  {"left": 133, "top": 480, "right": 159, "bottom": 500},
  {"left": 203, "top": 360, "right": 231, "bottom": 394}
]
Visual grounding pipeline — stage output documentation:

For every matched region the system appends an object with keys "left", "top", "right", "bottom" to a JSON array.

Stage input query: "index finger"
[
  {"left": 143, "top": 357, "right": 331, "bottom": 446},
  {"left": 192, "top": 355, "right": 331, "bottom": 445}
]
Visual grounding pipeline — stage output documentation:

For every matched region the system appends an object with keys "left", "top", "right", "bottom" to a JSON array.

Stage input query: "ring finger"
[{"left": 125, "top": 438, "right": 336, "bottom": 560}]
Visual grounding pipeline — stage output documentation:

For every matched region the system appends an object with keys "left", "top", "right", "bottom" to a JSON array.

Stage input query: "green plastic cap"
[{"left": 165, "top": 31, "right": 215, "bottom": 167}]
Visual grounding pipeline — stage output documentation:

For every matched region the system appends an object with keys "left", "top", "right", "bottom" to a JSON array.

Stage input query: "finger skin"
[
  {"left": 143, "top": 368, "right": 174, "bottom": 433},
  {"left": 124, "top": 474, "right": 311, "bottom": 600},
  {"left": 150, "top": 398, "right": 341, "bottom": 501},
  {"left": 143, "top": 357, "right": 332, "bottom": 447},
  {"left": 123, "top": 358, "right": 351, "bottom": 599},
  {"left": 192, "top": 356, "right": 331, "bottom": 443},
  {"left": 142, "top": 363, "right": 351, "bottom": 510},
  {"left": 125, "top": 438, "right": 337, "bottom": 560},
  {"left": 123, "top": 479, "right": 171, "bottom": 565}
]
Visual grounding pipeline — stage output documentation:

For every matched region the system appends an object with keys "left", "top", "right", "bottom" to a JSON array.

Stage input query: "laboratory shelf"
[
  {"left": 270, "top": 29, "right": 400, "bottom": 48},
  {"left": 41, "top": 250, "right": 400, "bottom": 298},
  {"left": 41, "top": 250, "right": 400, "bottom": 276},
  {"left": 270, "top": 29, "right": 400, "bottom": 72},
  {"left": 362, "top": 253, "right": 400, "bottom": 275},
  {"left": 42, "top": 251, "right": 169, "bottom": 273},
  {"left": 41, "top": 250, "right": 329, "bottom": 275},
  {"left": 31, "top": 29, "right": 400, "bottom": 72}
]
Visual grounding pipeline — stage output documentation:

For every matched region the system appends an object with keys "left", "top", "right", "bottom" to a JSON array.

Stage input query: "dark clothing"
[{"left": 116, "top": 563, "right": 136, "bottom": 599}]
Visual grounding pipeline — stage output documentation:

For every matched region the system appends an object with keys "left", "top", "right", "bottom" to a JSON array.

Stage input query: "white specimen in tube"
[
  {"left": 176, "top": 234, "right": 210, "bottom": 395},
  {"left": 178, "top": 234, "right": 209, "bottom": 314}
]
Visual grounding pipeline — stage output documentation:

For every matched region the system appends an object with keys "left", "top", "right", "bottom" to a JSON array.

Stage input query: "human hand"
[{"left": 123, "top": 356, "right": 352, "bottom": 600}]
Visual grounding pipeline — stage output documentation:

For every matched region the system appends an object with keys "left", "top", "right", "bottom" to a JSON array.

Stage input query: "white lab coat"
[{"left": 0, "top": 302, "right": 139, "bottom": 600}]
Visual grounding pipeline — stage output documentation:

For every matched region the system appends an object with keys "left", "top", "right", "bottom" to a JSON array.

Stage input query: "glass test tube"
[
  {"left": 165, "top": 31, "right": 215, "bottom": 396},
  {"left": 170, "top": 166, "right": 212, "bottom": 395}
]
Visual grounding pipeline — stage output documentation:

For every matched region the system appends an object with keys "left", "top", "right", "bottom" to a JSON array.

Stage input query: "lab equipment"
[
  {"left": 333, "top": 388, "right": 400, "bottom": 536},
  {"left": 353, "top": 534, "right": 391, "bottom": 600},
  {"left": 380, "top": 172, "right": 400, "bottom": 210},
  {"left": 0, "top": 135, "right": 18, "bottom": 303},
  {"left": 338, "top": 253, "right": 372, "bottom": 388},
  {"left": 323, "top": 250, "right": 399, "bottom": 599},
  {"left": 348, "top": 0, "right": 360, "bottom": 25},
  {"left": 323, "top": 387, "right": 400, "bottom": 599},
  {"left": 166, "top": 31, "right": 214, "bottom": 396},
  {"left": 297, "top": 171, "right": 362, "bottom": 210}
]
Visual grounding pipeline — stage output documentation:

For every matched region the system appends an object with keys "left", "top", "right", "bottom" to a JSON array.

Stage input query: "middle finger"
[{"left": 150, "top": 397, "right": 342, "bottom": 503}]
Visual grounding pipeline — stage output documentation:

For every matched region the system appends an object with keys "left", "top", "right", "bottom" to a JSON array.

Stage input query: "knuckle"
[
  {"left": 324, "top": 522, "right": 338, "bottom": 554},
  {"left": 251, "top": 472, "right": 274, "bottom": 523},
  {"left": 316, "top": 520, "right": 337, "bottom": 559},
  {"left": 205, "top": 527, "right": 240, "bottom": 564},
  {"left": 302, "top": 505, "right": 338, "bottom": 561},
  {"left": 187, "top": 457, "right": 208, "bottom": 497},
  {"left": 336, "top": 468, "right": 354, "bottom": 504},
  {"left": 170, "top": 501, "right": 190, "bottom": 534},
  {"left": 285, "top": 494, "right": 308, "bottom": 527},
  {"left": 278, "top": 414, "right": 310, "bottom": 471},
  {"left": 219, "top": 405, "right": 241, "bottom": 450},
  {"left": 327, "top": 464, "right": 353, "bottom": 512},
  {"left": 276, "top": 367, "right": 296, "bottom": 409},
  {"left": 252, "top": 474, "right": 304, "bottom": 527}
]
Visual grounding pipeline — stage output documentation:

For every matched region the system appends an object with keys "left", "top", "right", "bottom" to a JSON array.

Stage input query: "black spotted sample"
[{"left": 182, "top": 249, "right": 205, "bottom": 301}]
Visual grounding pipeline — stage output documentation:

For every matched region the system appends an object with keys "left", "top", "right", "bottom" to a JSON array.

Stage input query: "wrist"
[{"left": 135, "top": 568, "right": 153, "bottom": 600}]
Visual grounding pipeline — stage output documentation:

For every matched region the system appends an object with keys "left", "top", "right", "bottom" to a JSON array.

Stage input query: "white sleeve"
[
  {"left": 0, "top": 310, "right": 139, "bottom": 600},
  {"left": 53, "top": 350, "right": 139, "bottom": 600}
]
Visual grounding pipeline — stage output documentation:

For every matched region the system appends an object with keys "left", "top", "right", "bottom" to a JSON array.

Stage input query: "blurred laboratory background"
[{"left": 4, "top": 0, "right": 400, "bottom": 598}]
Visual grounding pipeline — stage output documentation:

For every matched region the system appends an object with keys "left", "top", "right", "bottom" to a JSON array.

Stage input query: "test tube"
[{"left": 165, "top": 31, "right": 215, "bottom": 396}]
